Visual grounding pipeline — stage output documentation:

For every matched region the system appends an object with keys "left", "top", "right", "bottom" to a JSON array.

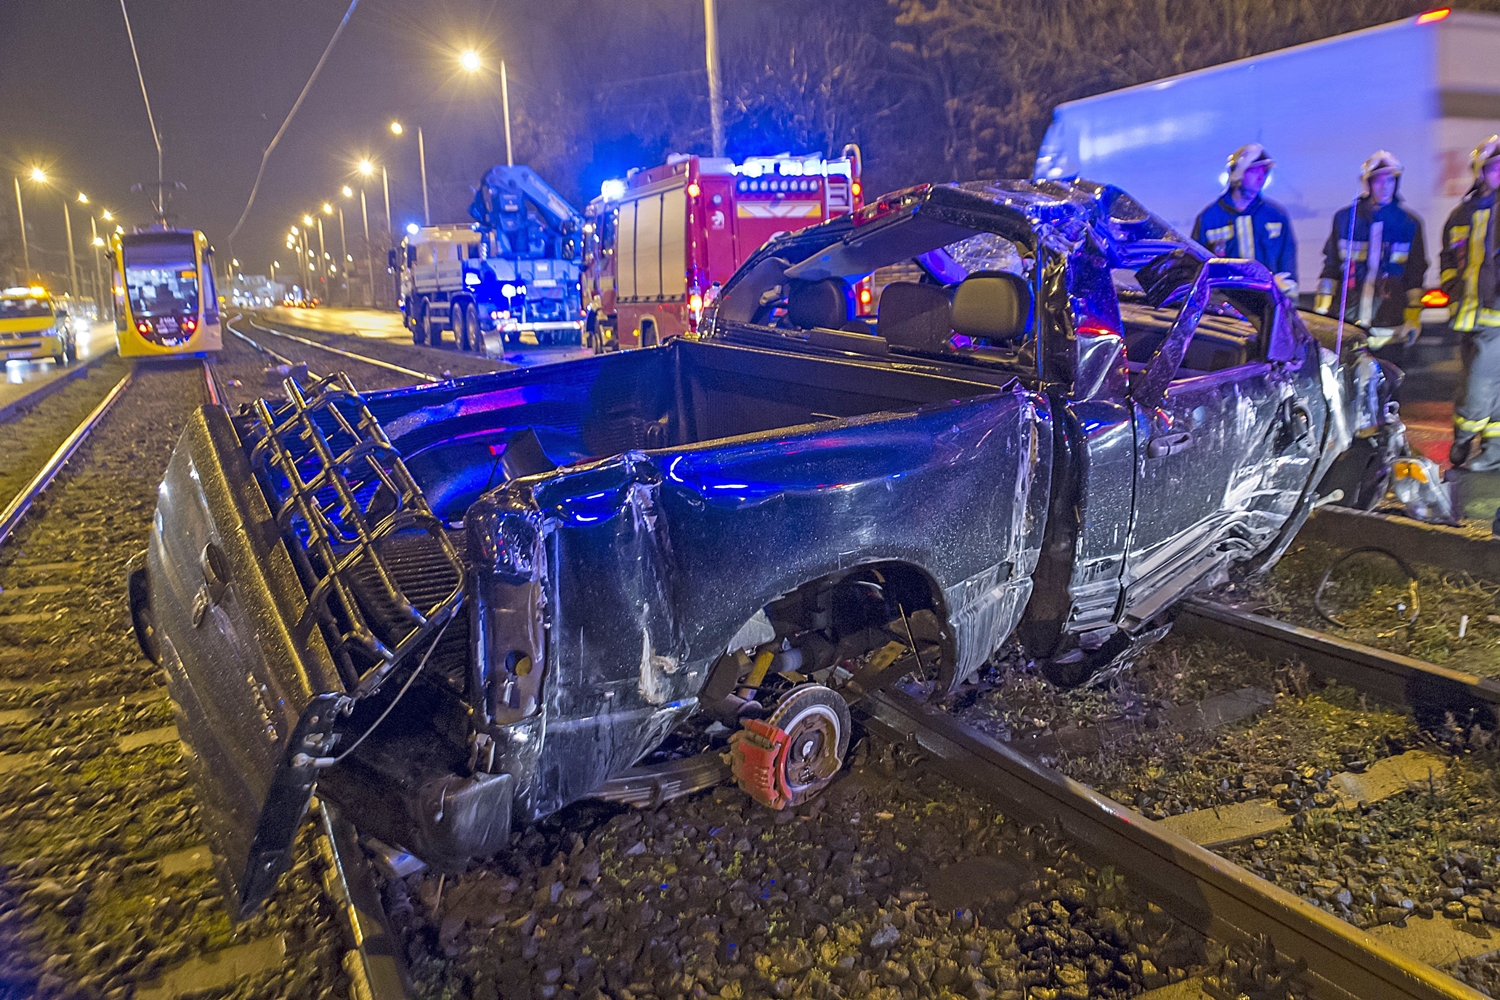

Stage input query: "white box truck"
[{"left": 1033, "top": 9, "right": 1500, "bottom": 296}]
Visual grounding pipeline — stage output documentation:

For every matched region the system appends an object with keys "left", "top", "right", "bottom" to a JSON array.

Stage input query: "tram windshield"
[{"left": 122, "top": 235, "right": 199, "bottom": 318}]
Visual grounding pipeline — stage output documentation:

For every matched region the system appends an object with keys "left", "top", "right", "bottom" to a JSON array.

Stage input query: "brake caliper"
[{"left": 728, "top": 718, "right": 793, "bottom": 810}]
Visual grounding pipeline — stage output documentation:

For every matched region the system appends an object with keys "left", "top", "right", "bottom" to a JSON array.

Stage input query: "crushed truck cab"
[{"left": 133, "top": 180, "right": 1383, "bottom": 917}]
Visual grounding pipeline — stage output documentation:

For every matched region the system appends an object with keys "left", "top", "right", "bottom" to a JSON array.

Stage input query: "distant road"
[{"left": 261, "top": 306, "right": 592, "bottom": 367}]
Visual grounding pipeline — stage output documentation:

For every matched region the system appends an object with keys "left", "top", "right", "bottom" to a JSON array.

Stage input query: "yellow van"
[{"left": 0, "top": 287, "right": 74, "bottom": 364}]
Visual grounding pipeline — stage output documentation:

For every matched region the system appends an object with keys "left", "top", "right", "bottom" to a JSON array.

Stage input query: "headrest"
[
  {"left": 786, "top": 278, "right": 850, "bottom": 330},
  {"left": 951, "top": 272, "right": 1031, "bottom": 342},
  {"left": 877, "top": 282, "right": 953, "bottom": 352}
]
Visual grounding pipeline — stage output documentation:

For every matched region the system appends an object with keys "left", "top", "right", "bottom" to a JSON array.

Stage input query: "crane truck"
[{"left": 394, "top": 165, "right": 586, "bottom": 351}]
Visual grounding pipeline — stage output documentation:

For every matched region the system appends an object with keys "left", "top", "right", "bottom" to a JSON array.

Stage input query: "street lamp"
[
  {"left": 389, "top": 123, "right": 430, "bottom": 225},
  {"left": 335, "top": 190, "right": 351, "bottom": 306},
  {"left": 459, "top": 49, "right": 481, "bottom": 73},
  {"left": 16, "top": 168, "right": 81, "bottom": 299}
]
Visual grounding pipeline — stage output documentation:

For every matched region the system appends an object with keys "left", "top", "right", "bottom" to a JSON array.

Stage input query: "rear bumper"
[{"left": 0, "top": 334, "right": 64, "bottom": 359}]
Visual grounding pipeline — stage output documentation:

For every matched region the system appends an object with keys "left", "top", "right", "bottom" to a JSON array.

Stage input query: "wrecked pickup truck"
[{"left": 131, "top": 180, "right": 1390, "bottom": 917}]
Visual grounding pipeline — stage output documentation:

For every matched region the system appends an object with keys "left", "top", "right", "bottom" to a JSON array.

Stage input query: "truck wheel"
[
  {"left": 640, "top": 318, "right": 659, "bottom": 348},
  {"left": 451, "top": 303, "right": 466, "bottom": 351},
  {"left": 423, "top": 302, "right": 441, "bottom": 346},
  {"left": 412, "top": 301, "right": 427, "bottom": 345},
  {"left": 465, "top": 304, "right": 480, "bottom": 353}
]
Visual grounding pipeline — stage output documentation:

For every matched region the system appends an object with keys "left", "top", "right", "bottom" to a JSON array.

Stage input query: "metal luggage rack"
[{"left": 247, "top": 372, "right": 466, "bottom": 698}]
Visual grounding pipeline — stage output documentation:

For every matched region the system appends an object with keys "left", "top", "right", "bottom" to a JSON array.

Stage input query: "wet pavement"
[
  {"left": 261, "top": 306, "right": 593, "bottom": 368},
  {"left": 0, "top": 320, "right": 117, "bottom": 416}
]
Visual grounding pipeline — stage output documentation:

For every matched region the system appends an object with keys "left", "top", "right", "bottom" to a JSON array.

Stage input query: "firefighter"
[
  {"left": 1192, "top": 144, "right": 1298, "bottom": 294},
  {"left": 1443, "top": 135, "right": 1500, "bottom": 470},
  {"left": 1314, "top": 151, "right": 1428, "bottom": 362}
]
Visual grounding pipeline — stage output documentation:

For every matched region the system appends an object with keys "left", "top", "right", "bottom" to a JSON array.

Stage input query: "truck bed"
[{"left": 355, "top": 339, "right": 1014, "bottom": 524}]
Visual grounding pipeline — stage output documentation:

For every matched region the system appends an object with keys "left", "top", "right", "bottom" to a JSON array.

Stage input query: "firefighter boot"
[
  {"left": 1469, "top": 434, "right": 1500, "bottom": 472},
  {"left": 1452, "top": 435, "right": 1477, "bottom": 469}
]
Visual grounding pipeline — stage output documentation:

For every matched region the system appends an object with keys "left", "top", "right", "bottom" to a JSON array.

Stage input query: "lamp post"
[
  {"left": 339, "top": 186, "right": 353, "bottom": 307},
  {"left": 392, "top": 123, "right": 430, "bottom": 227},
  {"left": 358, "top": 162, "right": 376, "bottom": 308},
  {"left": 501, "top": 61, "right": 514, "bottom": 168},
  {"left": 89, "top": 216, "right": 106, "bottom": 314},
  {"left": 13, "top": 177, "right": 32, "bottom": 284},
  {"left": 63, "top": 195, "right": 80, "bottom": 301},
  {"left": 704, "top": 0, "right": 725, "bottom": 157}
]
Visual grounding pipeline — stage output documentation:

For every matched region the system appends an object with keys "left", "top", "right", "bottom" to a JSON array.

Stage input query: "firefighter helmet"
[
  {"left": 1472, "top": 136, "right": 1500, "bottom": 180},
  {"left": 1227, "top": 144, "right": 1275, "bottom": 186},
  {"left": 1360, "top": 151, "right": 1403, "bottom": 195}
]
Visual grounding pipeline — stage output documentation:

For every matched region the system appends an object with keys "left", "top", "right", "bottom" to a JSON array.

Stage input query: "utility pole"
[
  {"left": 62, "top": 199, "right": 79, "bottom": 301},
  {"left": 337, "top": 207, "right": 349, "bottom": 307},
  {"left": 13, "top": 178, "right": 31, "bottom": 284},
  {"left": 360, "top": 188, "right": 373, "bottom": 308},
  {"left": 316, "top": 217, "right": 328, "bottom": 301},
  {"left": 418, "top": 127, "right": 430, "bottom": 226},
  {"left": 501, "top": 61, "right": 514, "bottom": 167},
  {"left": 704, "top": 0, "right": 725, "bottom": 157},
  {"left": 381, "top": 167, "right": 393, "bottom": 309},
  {"left": 89, "top": 216, "right": 105, "bottom": 316}
]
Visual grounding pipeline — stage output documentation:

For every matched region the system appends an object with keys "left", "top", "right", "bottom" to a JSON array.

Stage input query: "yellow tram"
[{"left": 111, "top": 228, "right": 222, "bottom": 357}]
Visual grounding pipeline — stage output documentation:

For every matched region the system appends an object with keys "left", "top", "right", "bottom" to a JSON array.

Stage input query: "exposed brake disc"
[{"left": 728, "top": 684, "right": 851, "bottom": 810}]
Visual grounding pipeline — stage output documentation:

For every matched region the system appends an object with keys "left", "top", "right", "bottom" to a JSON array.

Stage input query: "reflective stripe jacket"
[
  {"left": 1441, "top": 188, "right": 1500, "bottom": 332},
  {"left": 1317, "top": 197, "right": 1427, "bottom": 328},
  {"left": 1191, "top": 195, "right": 1298, "bottom": 284}
]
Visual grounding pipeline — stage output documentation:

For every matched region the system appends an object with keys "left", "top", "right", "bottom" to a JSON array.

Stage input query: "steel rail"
[
  {"left": 202, "top": 357, "right": 223, "bottom": 409},
  {"left": 246, "top": 315, "right": 440, "bottom": 383},
  {"left": 858, "top": 689, "right": 1483, "bottom": 1000},
  {"left": 1301, "top": 506, "right": 1500, "bottom": 585},
  {"left": 315, "top": 798, "right": 414, "bottom": 1000},
  {"left": 1175, "top": 598, "right": 1500, "bottom": 724},
  {"left": 0, "top": 370, "right": 133, "bottom": 550},
  {"left": 226, "top": 313, "right": 303, "bottom": 370}
]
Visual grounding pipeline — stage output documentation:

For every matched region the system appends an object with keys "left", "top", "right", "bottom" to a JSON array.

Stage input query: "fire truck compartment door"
[{"left": 617, "top": 183, "right": 686, "bottom": 302}]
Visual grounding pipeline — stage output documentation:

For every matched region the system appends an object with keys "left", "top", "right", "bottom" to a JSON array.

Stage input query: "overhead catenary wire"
[
  {"left": 227, "top": 0, "right": 361, "bottom": 252},
  {"left": 118, "top": 0, "right": 163, "bottom": 221}
]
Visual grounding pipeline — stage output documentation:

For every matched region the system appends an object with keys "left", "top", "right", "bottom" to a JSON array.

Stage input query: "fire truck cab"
[{"left": 583, "top": 146, "right": 863, "bottom": 352}]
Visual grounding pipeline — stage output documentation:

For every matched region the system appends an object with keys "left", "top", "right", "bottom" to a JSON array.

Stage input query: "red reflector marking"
[
  {"left": 1421, "top": 288, "right": 1450, "bottom": 308},
  {"left": 1417, "top": 7, "right": 1450, "bottom": 23}
]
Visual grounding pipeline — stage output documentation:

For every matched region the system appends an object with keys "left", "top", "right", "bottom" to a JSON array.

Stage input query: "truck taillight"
[
  {"left": 136, "top": 321, "right": 150, "bottom": 334},
  {"left": 687, "top": 182, "right": 701, "bottom": 198},
  {"left": 852, "top": 182, "right": 862, "bottom": 197},
  {"left": 1420, "top": 288, "right": 1450, "bottom": 308},
  {"left": 183, "top": 318, "right": 198, "bottom": 332}
]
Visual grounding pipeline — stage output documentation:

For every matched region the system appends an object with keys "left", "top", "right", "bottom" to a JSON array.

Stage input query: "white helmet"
[
  {"left": 1359, "top": 150, "right": 1403, "bottom": 195},
  {"left": 1472, "top": 135, "right": 1500, "bottom": 180},
  {"left": 1227, "top": 144, "right": 1275, "bottom": 186}
]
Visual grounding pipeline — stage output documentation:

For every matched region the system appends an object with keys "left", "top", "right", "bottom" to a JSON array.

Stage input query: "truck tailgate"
[{"left": 148, "top": 404, "right": 342, "bottom": 918}]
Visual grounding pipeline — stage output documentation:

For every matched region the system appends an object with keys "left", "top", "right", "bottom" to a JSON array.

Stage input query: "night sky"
[{"left": 0, "top": 0, "right": 722, "bottom": 279}]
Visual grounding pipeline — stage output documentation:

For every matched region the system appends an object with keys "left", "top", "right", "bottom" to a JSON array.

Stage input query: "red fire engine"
[{"left": 582, "top": 146, "right": 864, "bottom": 351}]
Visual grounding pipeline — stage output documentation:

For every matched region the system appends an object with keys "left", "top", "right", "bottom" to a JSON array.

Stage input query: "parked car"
[{"left": 130, "top": 179, "right": 1394, "bottom": 917}]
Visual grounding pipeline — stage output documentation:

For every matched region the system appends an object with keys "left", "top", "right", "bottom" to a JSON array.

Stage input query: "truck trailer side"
[{"left": 1034, "top": 10, "right": 1500, "bottom": 296}]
